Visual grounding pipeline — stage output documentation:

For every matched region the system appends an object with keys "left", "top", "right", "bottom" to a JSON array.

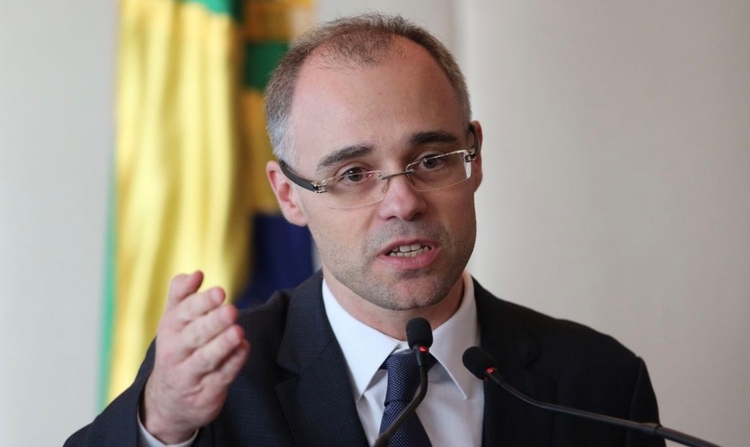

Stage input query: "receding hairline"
[
  {"left": 305, "top": 23, "right": 409, "bottom": 69},
  {"left": 297, "top": 33, "right": 459, "bottom": 96},
  {"left": 265, "top": 13, "right": 472, "bottom": 164},
  {"left": 303, "top": 34, "right": 406, "bottom": 72}
]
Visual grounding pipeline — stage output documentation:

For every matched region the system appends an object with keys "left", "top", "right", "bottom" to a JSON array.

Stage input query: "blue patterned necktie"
[{"left": 378, "top": 352, "right": 434, "bottom": 447}]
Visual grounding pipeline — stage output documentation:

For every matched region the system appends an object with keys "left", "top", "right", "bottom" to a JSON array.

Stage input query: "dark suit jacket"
[{"left": 66, "top": 273, "right": 664, "bottom": 446}]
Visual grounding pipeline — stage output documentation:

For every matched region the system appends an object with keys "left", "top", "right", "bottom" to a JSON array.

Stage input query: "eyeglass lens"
[{"left": 325, "top": 151, "right": 473, "bottom": 209}]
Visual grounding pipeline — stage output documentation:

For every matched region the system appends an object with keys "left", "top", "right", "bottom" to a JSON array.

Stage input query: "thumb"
[{"left": 165, "top": 270, "right": 204, "bottom": 311}]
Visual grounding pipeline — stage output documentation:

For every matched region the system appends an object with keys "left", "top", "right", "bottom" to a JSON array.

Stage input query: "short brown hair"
[{"left": 265, "top": 13, "right": 471, "bottom": 164}]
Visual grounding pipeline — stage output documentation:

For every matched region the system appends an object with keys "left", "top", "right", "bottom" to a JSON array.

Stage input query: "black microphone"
[
  {"left": 462, "top": 346, "right": 721, "bottom": 447},
  {"left": 374, "top": 317, "right": 433, "bottom": 447},
  {"left": 406, "top": 316, "right": 433, "bottom": 367}
]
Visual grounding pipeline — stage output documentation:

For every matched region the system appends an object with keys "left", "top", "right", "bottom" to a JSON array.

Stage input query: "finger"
[
  {"left": 165, "top": 271, "right": 204, "bottom": 312},
  {"left": 172, "top": 287, "right": 226, "bottom": 327},
  {"left": 202, "top": 339, "right": 250, "bottom": 391},
  {"left": 184, "top": 324, "right": 245, "bottom": 376},
  {"left": 178, "top": 302, "right": 237, "bottom": 353}
]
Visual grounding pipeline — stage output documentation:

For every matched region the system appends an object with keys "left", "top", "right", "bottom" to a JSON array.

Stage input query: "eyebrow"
[
  {"left": 408, "top": 130, "right": 460, "bottom": 147},
  {"left": 316, "top": 145, "right": 373, "bottom": 173}
]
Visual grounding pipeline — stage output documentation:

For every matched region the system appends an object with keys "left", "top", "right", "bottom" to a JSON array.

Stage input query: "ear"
[
  {"left": 267, "top": 160, "right": 309, "bottom": 227},
  {"left": 470, "top": 120, "right": 483, "bottom": 190}
]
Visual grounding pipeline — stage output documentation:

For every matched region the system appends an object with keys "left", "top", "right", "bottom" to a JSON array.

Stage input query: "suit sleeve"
[
  {"left": 64, "top": 341, "right": 224, "bottom": 447},
  {"left": 624, "top": 358, "right": 665, "bottom": 447},
  {"left": 64, "top": 344, "right": 156, "bottom": 447}
]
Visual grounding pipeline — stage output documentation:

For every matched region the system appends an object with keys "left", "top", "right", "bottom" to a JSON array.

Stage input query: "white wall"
[
  {"left": 0, "top": 1, "right": 114, "bottom": 446},
  {"left": 1, "top": 1, "right": 747, "bottom": 446},
  {"left": 463, "top": 2, "right": 750, "bottom": 446}
]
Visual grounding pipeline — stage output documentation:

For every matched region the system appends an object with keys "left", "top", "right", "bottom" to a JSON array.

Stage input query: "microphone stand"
[
  {"left": 373, "top": 354, "right": 429, "bottom": 447},
  {"left": 464, "top": 346, "right": 721, "bottom": 447},
  {"left": 494, "top": 377, "right": 720, "bottom": 447},
  {"left": 375, "top": 317, "right": 434, "bottom": 447}
]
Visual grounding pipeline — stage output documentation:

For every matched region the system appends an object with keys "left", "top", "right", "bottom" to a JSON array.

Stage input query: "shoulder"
[
  {"left": 233, "top": 271, "right": 324, "bottom": 358},
  {"left": 473, "top": 277, "right": 642, "bottom": 381},
  {"left": 472, "top": 282, "right": 662, "bottom": 442},
  {"left": 235, "top": 272, "right": 316, "bottom": 334}
]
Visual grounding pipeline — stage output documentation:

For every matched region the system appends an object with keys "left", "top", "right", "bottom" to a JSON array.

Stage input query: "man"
[{"left": 67, "top": 14, "right": 663, "bottom": 447}]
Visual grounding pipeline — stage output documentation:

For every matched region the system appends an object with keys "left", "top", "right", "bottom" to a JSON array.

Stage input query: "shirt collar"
[{"left": 322, "top": 270, "right": 480, "bottom": 402}]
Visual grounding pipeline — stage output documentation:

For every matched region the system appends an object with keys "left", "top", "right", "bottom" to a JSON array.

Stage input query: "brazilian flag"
[{"left": 103, "top": 0, "right": 315, "bottom": 405}]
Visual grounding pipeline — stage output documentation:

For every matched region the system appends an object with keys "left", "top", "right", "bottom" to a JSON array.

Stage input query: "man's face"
[{"left": 273, "top": 38, "right": 482, "bottom": 320}]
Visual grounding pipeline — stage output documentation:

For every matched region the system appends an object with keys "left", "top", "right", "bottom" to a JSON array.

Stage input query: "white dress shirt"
[
  {"left": 322, "top": 270, "right": 484, "bottom": 447},
  {"left": 139, "top": 270, "right": 484, "bottom": 447}
]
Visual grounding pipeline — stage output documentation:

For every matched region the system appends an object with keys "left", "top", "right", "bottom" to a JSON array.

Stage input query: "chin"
[{"left": 376, "top": 280, "right": 453, "bottom": 311}]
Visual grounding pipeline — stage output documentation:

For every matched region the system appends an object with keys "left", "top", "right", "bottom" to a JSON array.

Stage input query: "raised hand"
[{"left": 140, "top": 271, "right": 250, "bottom": 443}]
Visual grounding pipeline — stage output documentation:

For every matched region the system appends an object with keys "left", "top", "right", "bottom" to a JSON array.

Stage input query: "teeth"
[
  {"left": 388, "top": 244, "right": 431, "bottom": 257},
  {"left": 398, "top": 244, "right": 422, "bottom": 253}
]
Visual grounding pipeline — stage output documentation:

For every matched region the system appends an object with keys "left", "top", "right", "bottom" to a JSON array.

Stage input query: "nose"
[{"left": 376, "top": 173, "right": 427, "bottom": 221}]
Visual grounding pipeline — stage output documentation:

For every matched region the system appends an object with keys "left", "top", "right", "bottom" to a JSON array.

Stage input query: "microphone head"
[
  {"left": 462, "top": 346, "right": 497, "bottom": 380},
  {"left": 406, "top": 317, "right": 433, "bottom": 349}
]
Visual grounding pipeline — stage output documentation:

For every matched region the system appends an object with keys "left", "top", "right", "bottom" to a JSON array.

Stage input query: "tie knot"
[{"left": 383, "top": 352, "right": 434, "bottom": 405}]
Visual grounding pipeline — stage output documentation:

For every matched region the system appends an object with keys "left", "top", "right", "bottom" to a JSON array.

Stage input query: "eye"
[
  {"left": 416, "top": 154, "right": 445, "bottom": 170},
  {"left": 336, "top": 166, "right": 373, "bottom": 184},
  {"left": 344, "top": 167, "right": 365, "bottom": 182}
]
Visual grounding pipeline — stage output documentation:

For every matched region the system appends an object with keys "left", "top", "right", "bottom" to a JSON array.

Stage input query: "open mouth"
[{"left": 387, "top": 244, "right": 432, "bottom": 258}]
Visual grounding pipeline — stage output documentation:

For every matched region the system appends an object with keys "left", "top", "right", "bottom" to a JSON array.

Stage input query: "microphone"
[
  {"left": 374, "top": 317, "right": 433, "bottom": 447},
  {"left": 462, "top": 346, "right": 721, "bottom": 447},
  {"left": 406, "top": 316, "right": 433, "bottom": 367}
]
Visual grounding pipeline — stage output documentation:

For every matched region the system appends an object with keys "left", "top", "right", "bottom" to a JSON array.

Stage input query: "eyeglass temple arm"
[
  {"left": 467, "top": 122, "right": 480, "bottom": 158},
  {"left": 278, "top": 160, "right": 325, "bottom": 193}
]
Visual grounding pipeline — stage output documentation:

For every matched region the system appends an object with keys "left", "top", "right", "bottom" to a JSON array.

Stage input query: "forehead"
[{"left": 287, "top": 37, "right": 466, "bottom": 171}]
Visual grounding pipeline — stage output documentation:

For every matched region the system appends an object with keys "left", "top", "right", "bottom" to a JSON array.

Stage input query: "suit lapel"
[
  {"left": 274, "top": 273, "right": 369, "bottom": 447},
  {"left": 475, "top": 280, "right": 556, "bottom": 447},
  {"left": 270, "top": 274, "right": 556, "bottom": 446}
]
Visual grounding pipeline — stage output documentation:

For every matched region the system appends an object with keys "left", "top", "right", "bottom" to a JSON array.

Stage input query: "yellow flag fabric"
[
  {"left": 108, "top": 0, "right": 248, "bottom": 403},
  {"left": 105, "top": 0, "right": 315, "bottom": 404}
]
